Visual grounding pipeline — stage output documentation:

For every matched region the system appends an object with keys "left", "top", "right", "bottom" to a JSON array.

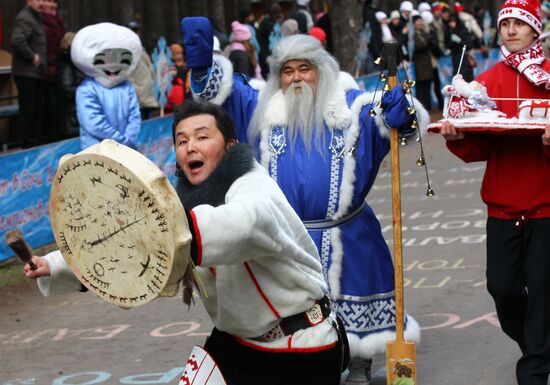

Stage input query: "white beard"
[{"left": 284, "top": 81, "right": 324, "bottom": 154}]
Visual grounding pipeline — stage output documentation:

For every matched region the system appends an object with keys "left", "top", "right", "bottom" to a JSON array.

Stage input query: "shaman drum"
[{"left": 49, "top": 139, "right": 191, "bottom": 308}]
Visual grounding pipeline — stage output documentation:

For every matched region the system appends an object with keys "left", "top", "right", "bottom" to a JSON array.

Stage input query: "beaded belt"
[{"left": 252, "top": 296, "right": 332, "bottom": 342}]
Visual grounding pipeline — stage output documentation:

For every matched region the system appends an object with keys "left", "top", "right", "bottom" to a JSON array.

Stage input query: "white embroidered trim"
[
  {"left": 328, "top": 227, "right": 343, "bottom": 298},
  {"left": 195, "top": 54, "right": 234, "bottom": 106}
]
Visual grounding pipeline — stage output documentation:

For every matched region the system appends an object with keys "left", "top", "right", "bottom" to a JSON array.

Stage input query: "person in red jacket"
[
  {"left": 440, "top": 0, "right": 550, "bottom": 383},
  {"left": 164, "top": 42, "right": 188, "bottom": 114}
]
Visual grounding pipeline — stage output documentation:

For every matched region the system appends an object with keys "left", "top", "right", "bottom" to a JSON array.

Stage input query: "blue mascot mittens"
[
  {"left": 181, "top": 17, "right": 213, "bottom": 69},
  {"left": 381, "top": 86, "right": 409, "bottom": 130}
]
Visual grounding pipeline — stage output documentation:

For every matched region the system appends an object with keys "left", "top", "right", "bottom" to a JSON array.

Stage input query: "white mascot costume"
[{"left": 71, "top": 22, "right": 142, "bottom": 150}]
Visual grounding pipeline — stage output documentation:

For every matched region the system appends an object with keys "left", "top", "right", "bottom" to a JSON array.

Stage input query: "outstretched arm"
[
  {"left": 23, "top": 250, "right": 82, "bottom": 297},
  {"left": 181, "top": 17, "right": 214, "bottom": 96},
  {"left": 24, "top": 256, "right": 51, "bottom": 279}
]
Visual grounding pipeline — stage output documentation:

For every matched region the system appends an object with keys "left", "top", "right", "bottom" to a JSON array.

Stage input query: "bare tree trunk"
[
  {"left": 161, "top": 1, "right": 182, "bottom": 46},
  {"left": 114, "top": 0, "right": 135, "bottom": 26},
  {"left": 208, "top": 0, "right": 227, "bottom": 33},
  {"left": 140, "top": 1, "right": 162, "bottom": 51},
  {"left": 223, "top": 0, "right": 240, "bottom": 30},
  {"left": 188, "top": 0, "right": 209, "bottom": 16},
  {"left": 329, "top": 0, "right": 362, "bottom": 74}
]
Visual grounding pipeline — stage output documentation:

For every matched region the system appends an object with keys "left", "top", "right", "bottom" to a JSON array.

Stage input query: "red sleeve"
[
  {"left": 184, "top": 209, "right": 202, "bottom": 266},
  {"left": 445, "top": 134, "right": 491, "bottom": 163},
  {"left": 543, "top": 144, "right": 550, "bottom": 160}
]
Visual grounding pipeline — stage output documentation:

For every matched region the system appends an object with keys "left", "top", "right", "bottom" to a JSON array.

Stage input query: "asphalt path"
[{"left": 0, "top": 132, "right": 542, "bottom": 385}]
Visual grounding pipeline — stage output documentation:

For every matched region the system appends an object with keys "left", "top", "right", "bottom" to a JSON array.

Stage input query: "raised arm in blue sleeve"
[
  {"left": 181, "top": 17, "right": 214, "bottom": 94},
  {"left": 381, "top": 86, "right": 409, "bottom": 130}
]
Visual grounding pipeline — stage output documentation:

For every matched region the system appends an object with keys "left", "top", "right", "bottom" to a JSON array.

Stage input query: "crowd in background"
[
  {"left": 6, "top": 0, "right": 550, "bottom": 150},
  {"left": 7, "top": 0, "right": 191, "bottom": 150},
  {"left": 211, "top": 0, "right": 550, "bottom": 115}
]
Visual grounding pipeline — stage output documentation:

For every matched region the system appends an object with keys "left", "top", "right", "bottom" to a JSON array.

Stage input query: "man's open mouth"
[{"left": 189, "top": 160, "right": 204, "bottom": 170}]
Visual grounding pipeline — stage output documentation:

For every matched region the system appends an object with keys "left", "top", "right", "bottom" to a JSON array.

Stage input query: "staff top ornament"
[{"left": 49, "top": 140, "right": 191, "bottom": 308}]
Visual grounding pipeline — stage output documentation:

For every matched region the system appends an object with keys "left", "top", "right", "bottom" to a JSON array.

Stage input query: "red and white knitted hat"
[{"left": 498, "top": 0, "right": 543, "bottom": 35}]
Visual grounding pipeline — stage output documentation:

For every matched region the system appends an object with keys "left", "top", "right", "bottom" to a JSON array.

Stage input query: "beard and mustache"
[{"left": 284, "top": 81, "right": 325, "bottom": 154}]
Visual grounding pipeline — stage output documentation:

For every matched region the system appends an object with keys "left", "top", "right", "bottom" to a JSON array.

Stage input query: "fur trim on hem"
[{"left": 346, "top": 315, "right": 422, "bottom": 359}]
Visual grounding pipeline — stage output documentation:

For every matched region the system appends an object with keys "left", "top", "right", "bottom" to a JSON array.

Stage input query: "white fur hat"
[
  {"left": 390, "top": 10, "right": 401, "bottom": 19},
  {"left": 421, "top": 10, "right": 434, "bottom": 24},
  {"left": 400, "top": 1, "right": 414, "bottom": 12},
  {"left": 418, "top": 2, "right": 432, "bottom": 12},
  {"left": 375, "top": 11, "right": 388, "bottom": 21},
  {"left": 268, "top": 34, "right": 339, "bottom": 79}
]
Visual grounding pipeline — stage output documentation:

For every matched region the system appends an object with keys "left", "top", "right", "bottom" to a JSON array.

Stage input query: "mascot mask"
[{"left": 71, "top": 22, "right": 142, "bottom": 89}]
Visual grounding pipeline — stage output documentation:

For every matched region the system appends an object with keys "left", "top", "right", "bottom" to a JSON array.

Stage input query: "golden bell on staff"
[
  {"left": 374, "top": 57, "right": 382, "bottom": 65},
  {"left": 407, "top": 106, "right": 416, "bottom": 115},
  {"left": 368, "top": 109, "right": 377, "bottom": 117},
  {"left": 380, "top": 73, "right": 387, "bottom": 82},
  {"left": 426, "top": 187, "right": 435, "bottom": 197},
  {"left": 400, "top": 137, "right": 408, "bottom": 146},
  {"left": 383, "top": 82, "right": 392, "bottom": 91},
  {"left": 416, "top": 156, "right": 425, "bottom": 166},
  {"left": 411, "top": 120, "right": 419, "bottom": 129}
]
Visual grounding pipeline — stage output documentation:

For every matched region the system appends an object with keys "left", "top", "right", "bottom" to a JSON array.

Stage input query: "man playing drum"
[{"left": 25, "top": 99, "right": 349, "bottom": 385}]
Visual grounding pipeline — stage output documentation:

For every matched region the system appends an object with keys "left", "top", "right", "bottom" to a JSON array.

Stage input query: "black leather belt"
[{"left": 252, "top": 295, "right": 332, "bottom": 342}]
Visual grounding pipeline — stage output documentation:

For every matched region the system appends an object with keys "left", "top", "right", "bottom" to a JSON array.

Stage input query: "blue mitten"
[
  {"left": 382, "top": 86, "right": 408, "bottom": 129},
  {"left": 181, "top": 17, "right": 213, "bottom": 69}
]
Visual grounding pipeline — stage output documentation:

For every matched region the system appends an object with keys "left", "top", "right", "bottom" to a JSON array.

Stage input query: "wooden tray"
[{"left": 428, "top": 118, "right": 546, "bottom": 135}]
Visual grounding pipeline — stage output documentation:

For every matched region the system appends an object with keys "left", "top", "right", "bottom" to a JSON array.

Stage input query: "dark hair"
[{"left": 172, "top": 99, "right": 237, "bottom": 144}]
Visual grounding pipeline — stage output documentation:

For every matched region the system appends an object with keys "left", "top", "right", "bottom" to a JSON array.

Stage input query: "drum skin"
[{"left": 49, "top": 139, "right": 191, "bottom": 308}]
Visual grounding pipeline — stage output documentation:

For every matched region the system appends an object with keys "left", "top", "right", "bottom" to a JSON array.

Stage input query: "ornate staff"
[{"left": 383, "top": 42, "right": 418, "bottom": 385}]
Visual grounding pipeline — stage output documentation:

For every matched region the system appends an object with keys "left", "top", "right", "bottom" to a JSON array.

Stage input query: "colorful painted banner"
[{"left": 0, "top": 116, "right": 176, "bottom": 263}]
